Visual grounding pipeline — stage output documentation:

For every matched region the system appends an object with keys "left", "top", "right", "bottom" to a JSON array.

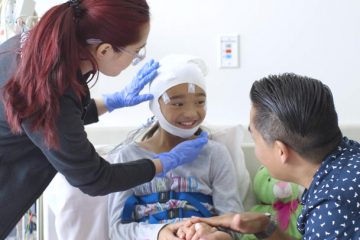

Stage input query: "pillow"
[
  {"left": 45, "top": 174, "right": 109, "bottom": 240},
  {"left": 44, "top": 145, "right": 114, "bottom": 240}
]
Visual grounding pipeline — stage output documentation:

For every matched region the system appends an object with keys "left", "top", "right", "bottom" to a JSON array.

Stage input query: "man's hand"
[{"left": 190, "top": 212, "right": 271, "bottom": 234}]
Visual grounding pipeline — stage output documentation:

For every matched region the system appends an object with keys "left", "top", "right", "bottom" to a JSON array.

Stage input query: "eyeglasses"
[
  {"left": 117, "top": 46, "right": 146, "bottom": 66},
  {"left": 86, "top": 38, "right": 146, "bottom": 66}
]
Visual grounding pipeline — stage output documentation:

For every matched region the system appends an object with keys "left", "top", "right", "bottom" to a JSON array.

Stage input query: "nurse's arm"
[{"left": 94, "top": 98, "right": 108, "bottom": 116}]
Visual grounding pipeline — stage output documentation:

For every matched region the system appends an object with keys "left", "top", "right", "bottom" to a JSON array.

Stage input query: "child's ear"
[{"left": 274, "top": 140, "right": 289, "bottom": 164}]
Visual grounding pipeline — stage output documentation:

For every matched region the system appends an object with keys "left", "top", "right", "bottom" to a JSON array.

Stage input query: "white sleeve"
[
  {"left": 209, "top": 144, "right": 244, "bottom": 238},
  {"left": 210, "top": 143, "right": 244, "bottom": 214}
]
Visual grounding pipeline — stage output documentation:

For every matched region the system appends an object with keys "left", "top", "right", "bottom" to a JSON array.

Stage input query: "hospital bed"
[{"left": 42, "top": 124, "right": 360, "bottom": 240}]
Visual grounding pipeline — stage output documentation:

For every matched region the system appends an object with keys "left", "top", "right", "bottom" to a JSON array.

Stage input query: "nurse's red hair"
[{"left": 3, "top": 0, "right": 149, "bottom": 149}]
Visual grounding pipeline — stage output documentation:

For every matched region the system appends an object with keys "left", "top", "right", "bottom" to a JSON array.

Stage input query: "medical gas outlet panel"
[{"left": 218, "top": 35, "right": 240, "bottom": 68}]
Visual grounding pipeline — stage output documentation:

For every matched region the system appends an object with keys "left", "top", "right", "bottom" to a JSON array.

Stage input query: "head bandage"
[
  {"left": 188, "top": 83, "right": 196, "bottom": 93},
  {"left": 161, "top": 93, "right": 170, "bottom": 104},
  {"left": 149, "top": 54, "right": 207, "bottom": 138}
]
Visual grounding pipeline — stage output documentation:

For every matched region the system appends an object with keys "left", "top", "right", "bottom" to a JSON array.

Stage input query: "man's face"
[{"left": 249, "top": 106, "right": 284, "bottom": 180}]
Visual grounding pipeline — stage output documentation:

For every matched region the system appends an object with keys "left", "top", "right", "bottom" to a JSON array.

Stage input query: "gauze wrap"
[{"left": 149, "top": 55, "right": 207, "bottom": 138}]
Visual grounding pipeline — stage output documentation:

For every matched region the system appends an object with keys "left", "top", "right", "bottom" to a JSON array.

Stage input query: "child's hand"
[
  {"left": 176, "top": 220, "right": 196, "bottom": 239},
  {"left": 158, "top": 222, "right": 183, "bottom": 240},
  {"left": 176, "top": 221, "right": 229, "bottom": 240},
  {"left": 190, "top": 222, "right": 230, "bottom": 240}
]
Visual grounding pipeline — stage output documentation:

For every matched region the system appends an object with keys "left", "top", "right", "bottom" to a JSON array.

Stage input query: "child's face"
[{"left": 158, "top": 83, "right": 206, "bottom": 130}]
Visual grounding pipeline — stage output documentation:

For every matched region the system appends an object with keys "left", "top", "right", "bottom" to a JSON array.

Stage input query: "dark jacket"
[{"left": 0, "top": 35, "right": 155, "bottom": 239}]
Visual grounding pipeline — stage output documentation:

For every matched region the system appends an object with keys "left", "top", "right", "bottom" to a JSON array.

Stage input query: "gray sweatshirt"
[{"left": 108, "top": 140, "right": 244, "bottom": 240}]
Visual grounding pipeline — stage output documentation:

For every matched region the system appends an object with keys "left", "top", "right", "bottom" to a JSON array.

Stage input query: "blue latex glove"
[
  {"left": 154, "top": 131, "right": 209, "bottom": 177},
  {"left": 103, "top": 59, "right": 160, "bottom": 112}
]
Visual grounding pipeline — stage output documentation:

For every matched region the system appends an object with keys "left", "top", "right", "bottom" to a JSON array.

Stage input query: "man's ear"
[
  {"left": 96, "top": 43, "right": 114, "bottom": 58},
  {"left": 274, "top": 140, "right": 290, "bottom": 164}
]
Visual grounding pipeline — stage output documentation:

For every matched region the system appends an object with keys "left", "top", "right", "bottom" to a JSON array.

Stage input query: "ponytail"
[
  {"left": 3, "top": 2, "right": 94, "bottom": 149},
  {"left": 3, "top": 0, "right": 150, "bottom": 149}
]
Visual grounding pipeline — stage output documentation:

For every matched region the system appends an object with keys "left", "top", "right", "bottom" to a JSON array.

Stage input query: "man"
[{"left": 190, "top": 73, "right": 360, "bottom": 240}]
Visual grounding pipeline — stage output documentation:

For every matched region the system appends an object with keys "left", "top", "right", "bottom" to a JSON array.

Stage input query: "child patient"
[{"left": 107, "top": 55, "right": 243, "bottom": 240}]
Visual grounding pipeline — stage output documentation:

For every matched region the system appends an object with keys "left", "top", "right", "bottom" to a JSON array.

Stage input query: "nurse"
[{"left": 0, "top": 0, "right": 207, "bottom": 238}]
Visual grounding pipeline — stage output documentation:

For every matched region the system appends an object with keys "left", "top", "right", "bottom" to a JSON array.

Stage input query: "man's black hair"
[{"left": 250, "top": 73, "right": 342, "bottom": 162}]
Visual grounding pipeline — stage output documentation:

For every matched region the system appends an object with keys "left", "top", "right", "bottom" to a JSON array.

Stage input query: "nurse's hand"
[
  {"left": 102, "top": 59, "right": 159, "bottom": 112},
  {"left": 154, "top": 131, "right": 208, "bottom": 176}
]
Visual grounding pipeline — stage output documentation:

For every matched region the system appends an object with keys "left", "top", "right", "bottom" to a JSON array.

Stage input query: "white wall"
[{"left": 35, "top": 0, "right": 360, "bottom": 127}]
